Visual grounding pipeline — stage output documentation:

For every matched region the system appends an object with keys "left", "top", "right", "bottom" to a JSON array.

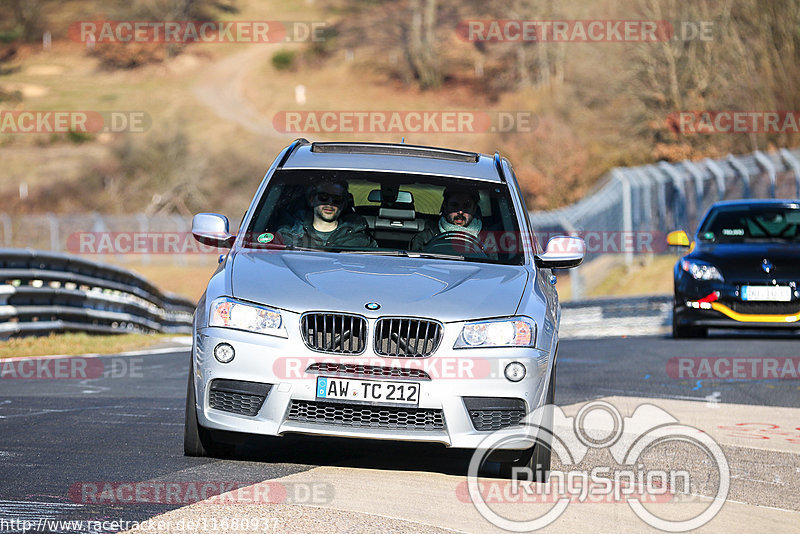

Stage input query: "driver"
[{"left": 410, "top": 186, "right": 485, "bottom": 250}]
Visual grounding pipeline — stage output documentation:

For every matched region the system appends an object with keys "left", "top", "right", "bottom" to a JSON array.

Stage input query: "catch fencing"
[
  {"left": 529, "top": 148, "right": 800, "bottom": 260},
  {"left": 0, "top": 249, "right": 195, "bottom": 338},
  {"left": 528, "top": 148, "right": 800, "bottom": 297}
]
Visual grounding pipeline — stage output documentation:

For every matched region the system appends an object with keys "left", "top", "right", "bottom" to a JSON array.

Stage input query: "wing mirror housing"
[
  {"left": 192, "top": 213, "right": 236, "bottom": 249},
  {"left": 534, "top": 236, "right": 585, "bottom": 269},
  {"left": 666, "top": 230, "right": 690, "bottom": 247}
]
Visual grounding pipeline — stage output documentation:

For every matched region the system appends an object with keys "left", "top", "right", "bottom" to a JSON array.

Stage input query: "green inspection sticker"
[{"left": 257, "top": 233, "right": 274, "bottom": 243}]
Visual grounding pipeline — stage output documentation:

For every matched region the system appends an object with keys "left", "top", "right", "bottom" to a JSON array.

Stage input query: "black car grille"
[
  {"left": 464, "top": 397, "right": 526, "bottom": 431},
  {"left": 374, "top": 318, "right": 442, "bottom": 357},
  {"left": 726, "top": 300, "right": 800, "bottom": 315},
  {"left": 286, "top": 400, "right": 445, "bottom": 430},
  {"left": 301, "top": 313, "right": 367, "bottom": 354},
  {"left": 208, "top": 379, "right": 272, "bottom": 416},
  {"left": 305, "top": 362, "right": 431, "bottom": 381}
]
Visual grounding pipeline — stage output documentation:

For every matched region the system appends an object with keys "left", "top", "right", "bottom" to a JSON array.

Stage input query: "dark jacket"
[
  {"left": 277, "top": 212, "right": 377, "bottom": 249},
  {"left": 409, "top": 219, "right": 439, "bottom": 250}
]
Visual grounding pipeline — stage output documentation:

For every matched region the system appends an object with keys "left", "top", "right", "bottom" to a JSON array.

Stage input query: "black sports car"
[{"left": 668, "top": 199, "right": 800, "bottom": 338}]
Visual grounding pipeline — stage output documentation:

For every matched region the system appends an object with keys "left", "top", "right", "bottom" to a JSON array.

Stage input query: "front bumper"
[
  {"left": 191, "top": 322, "right": 553, "bottom": 451},
  {"left": 674, "top": 276, "right": 800, "bottom": 328}
]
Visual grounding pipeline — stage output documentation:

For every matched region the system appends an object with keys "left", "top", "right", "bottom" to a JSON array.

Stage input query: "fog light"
[
  {"left": 504, "top": 362, "right": 526, "bottom": 382},
  {"left": 214, "top": 343, "right": 235, "bottom": 363}
]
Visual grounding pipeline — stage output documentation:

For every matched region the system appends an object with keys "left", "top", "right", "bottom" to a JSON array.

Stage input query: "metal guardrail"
[
  {"left": 0, "top": 249, "right": 196, "bottom": 338},
  {"left": 559, "top": 295, "right": 673, "bottom": 339}
]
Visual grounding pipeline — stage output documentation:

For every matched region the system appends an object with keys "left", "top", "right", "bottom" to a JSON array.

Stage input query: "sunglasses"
[
  {"left": 445, "top": 200, "right": 475, "bottom": 211},
  {"left": 314, "top": 192, "right": 345, "bottom": 205}
]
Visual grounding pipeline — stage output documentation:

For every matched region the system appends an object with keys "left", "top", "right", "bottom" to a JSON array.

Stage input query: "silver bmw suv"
[{"left": 185, "top": 140, "right": 584, "bottom": 477}]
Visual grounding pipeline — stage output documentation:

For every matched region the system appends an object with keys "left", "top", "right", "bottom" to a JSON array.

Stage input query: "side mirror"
[
  {"left": 192, "top": 213, "right": 236, "bottom": 249},
  {"left": 534, "top": 236, "right": 585, "bottom": 269},
  {"left": 666, "top": 230, "right": 690, "bottom": 247}
]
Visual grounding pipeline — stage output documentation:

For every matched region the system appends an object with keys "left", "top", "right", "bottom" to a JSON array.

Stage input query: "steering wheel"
[{"left": 423, "top": 231, "right": 489, "bottom": 257}]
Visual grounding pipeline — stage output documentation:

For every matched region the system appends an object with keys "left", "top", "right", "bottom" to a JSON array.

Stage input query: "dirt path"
[{"left": 191, "top": 46, "right": 286, "bottom": 141}]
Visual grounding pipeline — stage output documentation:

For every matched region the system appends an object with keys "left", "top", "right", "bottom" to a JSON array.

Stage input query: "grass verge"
[{"left": 0, "top": 333, "right": 175, "bottom": 359}]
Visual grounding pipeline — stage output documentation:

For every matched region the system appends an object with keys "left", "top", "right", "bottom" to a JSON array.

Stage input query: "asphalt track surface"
[{"left": 0, "top": 333, "right": 798, "bottom": 533}]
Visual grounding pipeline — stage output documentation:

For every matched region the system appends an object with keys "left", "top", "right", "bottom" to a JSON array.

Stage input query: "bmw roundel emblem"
[{"left": 365, "top": 302, "right": 381, "bottom": 310}]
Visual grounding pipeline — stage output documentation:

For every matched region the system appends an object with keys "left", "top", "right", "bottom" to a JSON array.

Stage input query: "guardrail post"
[
  {"left": 613, "top": 169, "right": 634, "bottom": 266},
  {"left": 632, "top": 169, "right": 653, "bottom": 230},
  {"left": 557, "top": 215, "right": 584, "bottom": 299},
  {"left": 683, "top": 161, "right": 706, "bottom": 220},
  {"left": 0, "top": 213, "right": 11, "bottom": 247},
  {"left": 136, "top": 213, "right": 151, "bottom": 265},
  {"left": 779, "top": 148, "right": 800, "bottom": 198},
  {"left": 46, "top": 213, "right": 60, "bottom": 252},
  {"left": 704, "top": 158, "right": 726, "bottom": 201},
  {"left": 753, "top": 150, "right": 777, "bottom": 198},
  {"left": 171, "top": 214, "right": 188, "bottom": 266},
  {"left": 727, "top": 154, "right": 751, "bottom": 198},
  {"left": 658, "top": 162, "right": 688, "bottom": 233}
]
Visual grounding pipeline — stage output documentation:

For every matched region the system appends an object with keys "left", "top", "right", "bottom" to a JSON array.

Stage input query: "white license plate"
[
  {"left": 315, "top": 377, "right": 420, "bottom": 406},
  {"left": 741, "top": 285, "right": 792, "bottom": 302}
]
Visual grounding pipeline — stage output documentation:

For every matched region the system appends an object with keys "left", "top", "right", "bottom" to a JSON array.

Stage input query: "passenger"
[{"left": 277, "top": 179, "right": 377, "bottom": 248}]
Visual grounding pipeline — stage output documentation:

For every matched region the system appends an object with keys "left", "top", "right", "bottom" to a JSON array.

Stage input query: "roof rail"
[
  {"left": 278, "top": 138, "right": 310, "bottom": 168},
  {"left": 493, "top": 152, "right": 507, "bottom": 182},
  {"left": 310, "top": 142, "right": 479, "bottom": 163}
]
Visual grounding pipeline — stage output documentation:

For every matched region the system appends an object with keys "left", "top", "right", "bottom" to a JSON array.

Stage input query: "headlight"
[
  {"left": 209, "top": 297, "right": 287, "bottom": 337},
  {"left": 681, "top": 259, "right": 724, "bottom": 281},
  {"left": 454, "top": 317, "right": 536, "bottom": 348}
]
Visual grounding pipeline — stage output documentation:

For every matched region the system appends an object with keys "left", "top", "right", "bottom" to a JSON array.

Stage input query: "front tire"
[
  {"left": 672, "top": 305, "right": 708, "bottom": 338},
  {"left": 498, "top": 360, "right": 556, "bottom": 481},
  {"left": 184, "top": 366, "right": 233, "bottom": 458}
]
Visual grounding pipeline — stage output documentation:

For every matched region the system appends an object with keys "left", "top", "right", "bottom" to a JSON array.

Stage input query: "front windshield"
[
  {"left": 243, "top": 169, "right": 527, "bottom": 265},
  {"left": 697, "top": 205, "right": 800, "bottom": 243}
]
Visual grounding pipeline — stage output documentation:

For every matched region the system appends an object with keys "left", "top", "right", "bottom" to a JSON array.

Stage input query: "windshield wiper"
[
  {"left": 247, "top": 242, "right": 319, "bottom": 252},
  {"left": 337, "top": 249, "right": 465, "bottom": 260}
]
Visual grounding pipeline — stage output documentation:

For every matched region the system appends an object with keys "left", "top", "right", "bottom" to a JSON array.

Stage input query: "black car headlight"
[{"left": 681, "top": 260, "right": 724, "bottom": 282}]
